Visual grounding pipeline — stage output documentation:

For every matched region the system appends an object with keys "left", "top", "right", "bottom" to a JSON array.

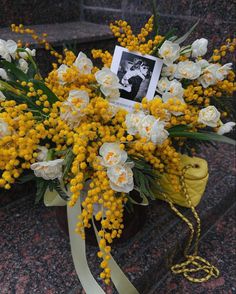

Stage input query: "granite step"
[
  {"left": 0, "top": 21, "right": 115, "bottom": 75},
  {"left": 0, "top": 1, "right": 81, "bottom": 28},
  {"left": 0, "top": 143, "right": 235, "bottom": 293}
]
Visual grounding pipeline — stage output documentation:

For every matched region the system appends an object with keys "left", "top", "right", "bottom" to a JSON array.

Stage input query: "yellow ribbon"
[{"left": 44, "top": 188, "right": 139, "bottom": 294}]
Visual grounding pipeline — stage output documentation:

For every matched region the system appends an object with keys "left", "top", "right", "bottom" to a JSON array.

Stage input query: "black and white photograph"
[{"left": 111, "top": 45, "right": 163, "bottom": 110}]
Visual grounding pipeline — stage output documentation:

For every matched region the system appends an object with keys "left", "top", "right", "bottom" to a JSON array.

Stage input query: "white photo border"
[{"left": 110, "top": 45, "right": 163, "bottom": 110}]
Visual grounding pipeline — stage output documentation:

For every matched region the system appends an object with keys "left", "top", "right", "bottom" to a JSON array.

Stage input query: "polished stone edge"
[{"left": 0, "top": 21, "right": 114, "bottom": 48}]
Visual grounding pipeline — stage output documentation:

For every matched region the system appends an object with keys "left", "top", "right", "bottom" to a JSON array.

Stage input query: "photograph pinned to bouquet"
[{"left": 110, "top": 45, "right": 163, "bottom": 110}]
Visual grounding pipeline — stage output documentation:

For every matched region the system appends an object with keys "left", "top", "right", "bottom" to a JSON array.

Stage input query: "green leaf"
[
  {"left": 169, "top": 130, "right": 236, "bottom": 145},
  {"left": 168, "top": 124, "right": 190, "bottom": 132},
  {"left": 174, "top": 19, "right": 200, "bottom": 44},
  {"left": 17, "top": 173, "right": 36, "bottom": 184},
  {"left": 35, "top": 178, "right": 49, "bottom": 204},
  {"left": 52, "top": 179, "right": 69, "bottom": 201},
  {"left": 151, "top": 0, "right": 159, "bottom": 34},
  {"left": 2, "top": 90, "right": 41, "bottom": 110},
  {"left": 0, "top": 60, "right": 29, "bottom": 81},
  {"left": 30, "top": 79, "right": 58, "bottom": 104},
  {"left": 63, "top": 148, "right": 75, "bottom": 180},
  {"left": 128, "top": 191, "right": 149, "bottom": 206}
]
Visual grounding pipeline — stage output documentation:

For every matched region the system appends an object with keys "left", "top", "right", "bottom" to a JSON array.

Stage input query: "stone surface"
[
  {"left": 149, "top": 202, "right": 236, "bottom": 294},
  {"left": 0, "top": 21, "right": 113, "bottom": 47},
  {"left": 83, "top": 8, "right": 122, "bottom": 25},
  {"left": 191, "top": 0, "right": 236, "bottom": 22},
  {"left": 0, "top": 143, "right": 235, "bottom": 294},
  {"left": 83, "top": 0, "right": 122, "bottom": 9},
  {"left": 0, "top": 0, "right": 81, "bottom": 28}
]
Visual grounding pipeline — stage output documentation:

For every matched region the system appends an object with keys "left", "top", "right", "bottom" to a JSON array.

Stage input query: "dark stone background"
[{"left": 1, "top": 1, "right": 235, "bottom": 49}]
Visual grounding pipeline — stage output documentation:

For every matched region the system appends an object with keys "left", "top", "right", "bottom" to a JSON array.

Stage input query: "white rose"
[
  {"left": 197, "top": 59, "right": 209, "bottom": 69},
  {"left": 138, "top": 115, "right": 157, "bottom": 141},
  {"left": 101, "top": 87, "right": 120, "bottom": 101},
  {"left": 159, "top": 40, "right": 180, "bottom": 66},
  {"left": 99, "top": 142, "right": 127, "bottom": 167},
  {"left": 30, "top": 159, "right": 64, "bottom": 180},
  {"left": 198, "top": 106, "right": 220, "bottom": 127},
  {"left": 67, "top": 89, "right": 89, "bottom": 108},
  {"left": 157, "top": 77, "right": 170, "bottom": 93},
  {"left": 19, "top": 48, "right": 36, "bottom": 59},
  {"left": 36, "top": 146, "right": 49, "bottom": 161},
  {"left": 191, "top": 38, "right": 208, "bottom": 58},
  {"left": 150, "top": 119, "right": 169, "bottom": 145},
  {"left": 125, "top": 111, "right": 146, "bottom": 135},
  {"left": 167, "top": 79, "right": 184, "bottom": 98},
  {"left": 161, "top": 64, "right": 177, "bottom": 79},
  {"left": 18, "top": 58, "right": 28, "bottom": 73},
  {"left": 215, "top": 63, "right": 232, "bottom": 81},
  {"left": 74, "top": 52, "right": 93, "bottom": 75},
  {"left": 198, "top": 64, "right": 219, "bottom": 88},
  {"left": 60, "top": 90, "right": 89, "bottom": 128},
  {"left": 95, "top": 68, "right": 120, "bottom": 93},
  {"left": 0, "top": 118, "right": 11, "bottom": 138},
  {"left": 175, "top": 61, "right": 201, "bottom": 80},
  {"left": 0, "top": 90, "right": 6, "bottom": 101},
  {"left": 0, "top": 68, "right": 9, "bottom": 80},
  {"left": 0, "top": 39, "right": 17, "bottom": 61},
  {"left": 162, "top": 80, "right": 185, "bottom": 116},
  {"left": 217, "top": 122, "right": 235, "bottom": 135},
  {"left": 107, "top": 162, "right": 134, "bottom": 193},
  {"left": 57, "top": 64, "right": 69, "bottom": 85}
]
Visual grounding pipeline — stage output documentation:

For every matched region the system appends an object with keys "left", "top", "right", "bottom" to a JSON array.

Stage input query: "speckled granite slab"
[{"left": 0, "top": 143, "right": 235, "bottom": 294}]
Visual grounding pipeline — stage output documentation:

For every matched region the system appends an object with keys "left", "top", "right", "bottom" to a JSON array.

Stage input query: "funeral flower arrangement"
[{"left": 0, "top": 15, "right": 235, "bottom": 290}]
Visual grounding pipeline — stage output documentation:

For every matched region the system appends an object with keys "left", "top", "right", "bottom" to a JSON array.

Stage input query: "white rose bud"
[
  {"left": 0, "top": 118, "right": 11, "bottom": 138},
  {"left": 175, "top": 61, "right": 201, "bottom": 80},
  {"left": 159, "top": 40, "right": 180, "bottom": 66},
  {"left": 0, "top": 39, "right": 17, "bottom": 61},
  {"left": 74, "top": 52, "right": 93, "bottom": 75},
  {"left": 107, "top": 162, "right": 134, "bottom": 193},
  {"left": 217, "top": 122, "right": 235, "bottom": 135},
  {"left": 0, "top": 90, "right": 6, "bottom": 101},
  {"left": 36, "top": 146, "right": 49, "bottom": 161},
  {"left": 198, "top": 106, "right": 220, "bottom": 127},
  {"left": 57, "top": 64, "right": 69, "bottom": 85},
  {"left": 0, "top": 68, "right": 9, "bottom": 80},
  {"left": 30, "top": 159, "right": 64, "bottom": 180},
  {"left": 19, "top": 48, "right": 36, "bottom": 59},
  {"left": 191, "top": 38, "right": 208, "bottom": 58},
  {"left": 18, "top": 58, "right": 29, "bottom": 73}
]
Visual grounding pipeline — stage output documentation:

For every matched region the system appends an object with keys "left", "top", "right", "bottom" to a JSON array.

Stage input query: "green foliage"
[
  {"left": 0, "top": 60, "right": 29, "bottom": 81},
  {"left": 35, "top": 178, "right": 49, "bottom": 204},
  {"left": 30, "top": 79, "right": 59, "bottom": 104},
  {"left": 169, "top": 129, "right": 236, "bottom": 145},
  {"left": 63, "top": 148, "right": 75, "bottom": 180},
  {"left": 130, "top": 156, "right": 162, "bottom": 205}
]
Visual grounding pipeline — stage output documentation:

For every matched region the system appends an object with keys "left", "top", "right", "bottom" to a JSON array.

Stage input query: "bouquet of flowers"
[{"left": 0, "top": 14, "right": 235, "bottom": 293}]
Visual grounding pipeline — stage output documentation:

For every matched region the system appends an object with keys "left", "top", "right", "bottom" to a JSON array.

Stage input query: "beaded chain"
[{"left": 163, "top": 164, "right": 220, "bottom": 283}]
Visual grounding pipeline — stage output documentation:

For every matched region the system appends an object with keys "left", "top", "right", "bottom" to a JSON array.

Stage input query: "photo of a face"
[
  {"left": 117, "top": 52, "right": 154, "bottom": 102},
  {"left": 110, "top": 46, "right": 163, "bottom": 110}
]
